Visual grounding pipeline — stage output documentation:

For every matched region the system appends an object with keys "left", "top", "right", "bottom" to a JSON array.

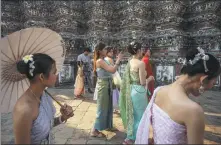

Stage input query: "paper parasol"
[{"left": 1, "top": 27, "right": 65, "bottom": 113}]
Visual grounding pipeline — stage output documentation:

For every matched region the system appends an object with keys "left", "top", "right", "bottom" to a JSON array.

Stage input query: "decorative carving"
[
  {"left": 155, "top": 65, "right": 175, "bottom": 86},
  {"left": 1, "top": 0, "right": 221, "bottom": 89}
]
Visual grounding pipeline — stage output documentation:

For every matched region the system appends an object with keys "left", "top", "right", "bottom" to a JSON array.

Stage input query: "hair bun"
[
  {"left": 127, "top": 42, "right": 142, "bottom": 55},
  {"left": 185, "top": 48, "right": 199, "bottom": 61},
  {"left": 17, "top": 60, "right": 28, "bottom": 75}
]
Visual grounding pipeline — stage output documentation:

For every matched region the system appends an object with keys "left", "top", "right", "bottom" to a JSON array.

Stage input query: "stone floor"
[
  {"left": 1, "top": 88, "right": 221, "bottom": 144},
  {"left": 1, "top": 88, "right": 125, "bottom": 144}
]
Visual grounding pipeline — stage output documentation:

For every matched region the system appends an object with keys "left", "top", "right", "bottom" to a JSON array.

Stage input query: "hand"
[
  {"left": 148, "top": 76, "right": 155, "bottom": 81},
  {"left": 60, "top": 104, "right": 74, "bottom": 121},
  {"left": 117, "top": 52, "right": 123, "bottom": 61}
]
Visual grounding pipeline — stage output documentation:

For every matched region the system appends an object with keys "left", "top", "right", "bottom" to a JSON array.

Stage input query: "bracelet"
[{"left": 59, "top": 116, "right": 67, "bottom": 124}]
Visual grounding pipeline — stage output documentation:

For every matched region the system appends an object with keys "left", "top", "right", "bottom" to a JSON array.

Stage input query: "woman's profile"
[
  {"left": 13, "top": 53, "right": 74, "bottom": 144},
  {"left": 136, "top": 47, "right": 221, "bottom": 144}
]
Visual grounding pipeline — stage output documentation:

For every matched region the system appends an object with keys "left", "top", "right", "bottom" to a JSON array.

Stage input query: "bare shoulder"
[
  {"left": 138, "top": 60, "right": 145, "bottom": 68},
  {"left": 96, "top": 58, "right": 104, "bottom": 64},
  {"left": 13, "top": 95, "right": 34, "bottom": 119},
  {"left": 182, "top": 99, "right": 204, "bottom": 121}
]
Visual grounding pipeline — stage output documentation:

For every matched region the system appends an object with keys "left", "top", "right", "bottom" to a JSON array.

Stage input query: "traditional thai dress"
[
  {"left": 119, "top": 61, "right": 148, "bottom": 141},
  {"left": 104, "top": 57, "right": 120, "bottom": 110},
  {"left": 31, "top": 92, "right": 56, "bottom": 144},
  {"left": 135, "top": 87, "right": 187, "bottom": 144},
  {"left": 93, "top": 60, "right": 113, "bottom": 130},
  {"left": 74, "top": 64, "right": 85, "bottom": 97},
  {"left": 77, "top": 53, "right": 93, "bottom": 89},
  {"left": 142, "top": 56, "right": 154, "bottom": 101}
]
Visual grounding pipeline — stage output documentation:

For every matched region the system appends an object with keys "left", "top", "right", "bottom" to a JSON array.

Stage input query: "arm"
[
  {"left": 54, "top": 116, "right": 67, "bottom": 127},
  {"left": 185, "top": 105, "right": 205, "bottom": 144},
  {"left": 13, "top": 105, "right": 33, "bottom": 144},
  {"left": 97, "top": 59, "right": 119, "bottom": 73},
  {"left": 139, "top": 61, "right": 147, "bottom": 86},
  {"left": 142, "top": 57, "right": 150, "bottom": 78},
  {"left": 54, "top": 104, "right": 74, "bottom": 127},
  {"left": 108, "top": 58, "right": 114, "bottom": 65}
]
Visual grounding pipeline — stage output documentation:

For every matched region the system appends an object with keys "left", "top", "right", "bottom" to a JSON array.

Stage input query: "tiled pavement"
[{"left": 1, "top": 88, "right": 221, "bottom": 144}]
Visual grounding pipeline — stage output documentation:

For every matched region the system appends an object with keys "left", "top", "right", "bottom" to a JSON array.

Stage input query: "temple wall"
[{"left": 1, "top": 0, "right": 221, "bottom": 90}]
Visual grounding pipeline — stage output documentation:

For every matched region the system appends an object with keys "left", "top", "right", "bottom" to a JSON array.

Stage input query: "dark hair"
[
  {"left": 127, "top": 42, "right": 142, "bottom": 55},
  {"left": 17, "top": 53, "right": 55, "bottom": 80},
  {"left": 84, "top": 47, "right": 91, "bottom": 52},
  {"left": 181, "top": 48, "right": 221, "bottom": 80},
  {"left": 93, "top": 42, "right": 106, "bottom": 75},
  {"left": 142, "top": 47, "right": 152, "bottom": 56},
  {"left": 105, "top": 46, "right": 113, "bottom": 54}
]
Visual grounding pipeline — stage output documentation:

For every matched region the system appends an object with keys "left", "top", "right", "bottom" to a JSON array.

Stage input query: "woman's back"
[
  {"left": 153, "top": 86, "right": 187, "bottom": 144},
  {"left": 129, "top": 59, "right": 146, "bottom": 85},
  {"left": 136, "top": 85, "right": 205, "bottom": 144},
  {"left": 153, "top": 85, "right": 205, "bottom": 144}
]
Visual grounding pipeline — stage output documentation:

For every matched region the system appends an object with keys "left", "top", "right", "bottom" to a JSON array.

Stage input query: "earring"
[{"left": 198, "top": 85, "right": 205, "bottom": 94}]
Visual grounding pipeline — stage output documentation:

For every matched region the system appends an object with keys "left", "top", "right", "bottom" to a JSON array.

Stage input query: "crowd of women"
[{"left": 13, "top": 41, "right": 221, "bottom": 144}]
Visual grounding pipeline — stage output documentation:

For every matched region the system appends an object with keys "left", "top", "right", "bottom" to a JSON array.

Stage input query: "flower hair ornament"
[
  {"left": 22, "top": 55, "right": 35, "bottom": 77},
  {"left": 177, "top": 47, "right": 210, "bottom": 72}
]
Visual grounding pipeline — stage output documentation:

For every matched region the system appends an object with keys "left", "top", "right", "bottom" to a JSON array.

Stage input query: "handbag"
[{"left": 112, "top": 71, "right": 121, "bottom": 88}]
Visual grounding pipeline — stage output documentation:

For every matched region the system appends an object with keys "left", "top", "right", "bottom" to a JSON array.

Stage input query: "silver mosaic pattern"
[{"left": 2, "top": 0, "right": 221, "bottom": 88}]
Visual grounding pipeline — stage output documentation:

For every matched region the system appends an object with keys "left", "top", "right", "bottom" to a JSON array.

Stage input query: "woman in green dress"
[
  {"left": 120, "top": 42, "right": 154, "bottom": 144},
  {"left": 91, "top": 42, "right": 123, "bottom": 137}
]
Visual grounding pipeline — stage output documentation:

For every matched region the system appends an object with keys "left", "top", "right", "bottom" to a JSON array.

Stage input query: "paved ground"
[{"left": 1, "top": 88, "right": 221, "bottom": 144}]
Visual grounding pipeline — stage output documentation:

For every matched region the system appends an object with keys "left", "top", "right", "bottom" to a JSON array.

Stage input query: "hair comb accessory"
[{"left": 187, "top": 47, "right": 210, "bottom": 72}]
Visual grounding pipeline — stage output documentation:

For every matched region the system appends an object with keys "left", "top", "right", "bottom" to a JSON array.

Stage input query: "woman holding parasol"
[{"left": 13, "top": 54, "right": 74, "bottom": 144}]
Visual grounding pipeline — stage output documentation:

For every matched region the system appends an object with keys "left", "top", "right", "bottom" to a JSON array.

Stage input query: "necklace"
[
  {"left": 29, "top": 88, "right": 54, "bottom": 143},
  {"left": 29, "top": 88, "right": 41, "bottom": 103},
  {"left": 29, "top": 88, "right": 51, "bottom": 119}
]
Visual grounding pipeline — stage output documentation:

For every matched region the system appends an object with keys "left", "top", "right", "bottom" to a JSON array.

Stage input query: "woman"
[
  {"left": 91, "top": 42, "right": 123, "bottom": 137},
  {"left": 104, "top": 46, "right": 120, "bottom": 113},
  {"left": 120, "top": 42, "right": 154, "bottom": 144},
  {"left": 74, "top": 62, "right": 85, "bottom": 98},
  {"left": 13, "top": 53, "right": 74, "bottom": 144},
  {"left": 142, "top": 47, "right": 155, "bottom": 100},
  {"left": 136, "top": 47, "right": 221, "bottom": 144}
]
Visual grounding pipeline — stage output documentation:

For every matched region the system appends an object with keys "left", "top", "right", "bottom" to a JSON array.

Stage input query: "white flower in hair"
[
  {"left": 197, "top": 47, "right": 205, "bottom": 54},
  {"left": 29, "top": 60, "right": 35, "bottom": 77},
  {"left": 22, "top": 55, "right": 33, "bottom": 63},
  {"left": 183, "top": 58, "right": 187, "bottom": 65},
  {"left": 29, "top": 69, "right": 34, "bottom": 77},
  {"left": 29, "top": 61, "right": 35, "bottom": 69},
  {"left": 177, "top": 57, "right": 183, "bottom": 63},
  {"left": 202, "top": 54, "right": 209, "bottom": 61},
  {"left": 189, "top": 60, "right": 193, "bottom": 65}
]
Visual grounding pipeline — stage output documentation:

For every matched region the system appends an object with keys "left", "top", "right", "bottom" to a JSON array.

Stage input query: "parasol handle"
[{"left": 44, "top": 90, "right": 63, "bottom": 107}]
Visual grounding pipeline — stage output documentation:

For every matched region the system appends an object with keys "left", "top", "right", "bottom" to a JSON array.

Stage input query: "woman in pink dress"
[
  {"left": 136, "top": 47, "right": 221, "bottom": 144},
  {"left": 74, "top": 62, "right": 85, "bottom": 98}
]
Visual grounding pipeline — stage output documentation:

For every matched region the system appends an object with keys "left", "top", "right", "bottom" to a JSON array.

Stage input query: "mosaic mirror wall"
[{"left": 2, "top": 0, "right": 221, "bottom": 90}]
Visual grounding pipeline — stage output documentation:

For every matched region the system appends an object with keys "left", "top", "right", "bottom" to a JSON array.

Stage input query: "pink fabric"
[{"left": 135, "top": 87, "right": 187, "bottom": 144}]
